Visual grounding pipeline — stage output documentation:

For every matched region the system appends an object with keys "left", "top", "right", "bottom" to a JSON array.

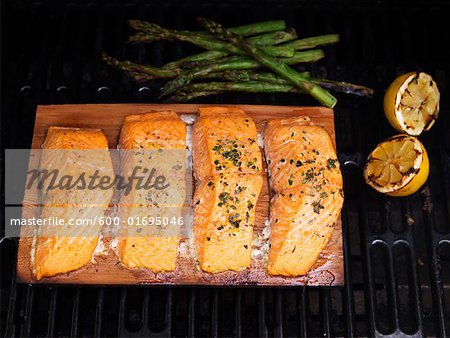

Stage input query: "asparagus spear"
[
  {"left": 203, "top": 70, "right": 374, "bottom": 96},
  {"left": 162, "top": 29, "right": 297, "bottom": 69},
  {"left": 174, "top": 76, "right": 372, "bottom": 97},
  {"left": 101, "top": 52, "right": 179, "bottom": 79},
  {"left": 162, "top": 50, "right": 226, "bottom": 70},
  {"left": 182, "top": 81, "right": 298, "bottom": 93},
  {"left": 166, "top": 91, "right": 221, "bottom": 102},
  {"left": 281, "top": 34, "right": 339, "bottom": 50},
  {"left": 312, "top": 78, "right": 374, "bottom": 96},
  {"left": 167, "top": 79, "right": 373, "bottom": 102},
  {"left": 128, "top": 20, "right": 294, "bottom": 57},
  {"left": 228, "top": 20, "right": 286, "bottom": 36},
  {"left": 247, "top": 28, "right": 297, "bottom": 45},
  {"left": 165, "top": 81, "right": 299, "bottom": 102},
  {"left": 173, "top": 80, "right": 373, "bottom": 97},
  {"left": 197, "top": 17, "right": 337, "bottom": 108},
  {"left": 202, "top": 70, "right": 310, "bottom": 83},
  {"left": 159, "top": 50, "right": 324, "bottom": 97}
]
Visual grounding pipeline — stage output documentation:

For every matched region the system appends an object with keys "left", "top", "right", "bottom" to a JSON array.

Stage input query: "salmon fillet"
[
  {"left": 264, "top": 118, "right": 343, "bottom": 276},
  {"left": 264, "top": 118, "right": 342, "bottom": 192},
  {"left": 34, "top": 127, "right": 114, "bottom": 280},
  {"left": 192, "top": 106, "right": 262, "bottom": 181},
  {"left": 193, "top": 107, "right": 262, "bottom": 272},
  {"left": 193, "top": 173, "right": 262, "bottom": 272},
  {"left": 118, "top": 112, "right": 186, "bottom": 272}
]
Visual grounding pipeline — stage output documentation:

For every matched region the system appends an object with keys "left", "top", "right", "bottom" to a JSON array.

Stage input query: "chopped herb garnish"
[
  {"left": 302, "top": 169, "right": 315, "bottom": 183},
  {"left": 219, "top": 192, "right": 231, "bottom": 203},
  {"left": 235, "top": 186, "right": 247, "bottom": 194},
  {"left": 327, "top": 158, "right": 338, "bottom": 169},
  {"left": 212, "top": 139, "right": 245, "bottom": 168},
  {"left": 312, "top": 200, "right": 324, "bottom": 214},
  {"left": 222, "top": 148, "right": 240, "bottom": 166},
  {"left": 228, "top": 214, "right": 242, "bottom": 227}
]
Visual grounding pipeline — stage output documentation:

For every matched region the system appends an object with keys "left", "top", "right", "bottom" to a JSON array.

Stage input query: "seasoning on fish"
[
  {"left": 193, "top": 107, "right": 262, "bottom": 272},
  {"left": 264, "top": 118, "right": 343, "bottom": 276},
  {"left": 192, "top": 106, "right": 262, "bottom": 181},
  {"left": 34, "top": 127, "right": 114, "bottom": 280}
]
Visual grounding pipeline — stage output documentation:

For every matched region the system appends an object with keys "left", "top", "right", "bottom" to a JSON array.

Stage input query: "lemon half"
[
  {"left": 384, "top": 72, "right": 440, "bottom": 136},
  {"left": 363, "top": 134, "right": 429, "bottom": 196}
]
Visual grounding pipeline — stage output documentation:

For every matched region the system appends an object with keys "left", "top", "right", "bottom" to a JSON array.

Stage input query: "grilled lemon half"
[
  {"left": 363, "top": 134, "right": 429, "bottom": 196},
  {"left": 384, "top": 72, "right": 440, "bottom": 136}
]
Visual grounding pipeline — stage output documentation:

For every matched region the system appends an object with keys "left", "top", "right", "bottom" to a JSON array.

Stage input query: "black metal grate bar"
[
  {"left": 188, "top": 289, "right": 196, "bottom": 337},
  {"left": 423, "top": 210, "right": 447, "bottom": 337},
  {"left": 341, "top": 201, "right": 356, "bottom": 337},
  {"left": 46, "top": 288, "right": 57, "bottom": 337},
  {"left": 1, "top": 1, "right": 450, "bottom": 337},
  {"left": 70, "top": 288, "right": 81, "bottom": 337},
  {"left": 259, "top": 290, "right": 269, "bottom": 338}
]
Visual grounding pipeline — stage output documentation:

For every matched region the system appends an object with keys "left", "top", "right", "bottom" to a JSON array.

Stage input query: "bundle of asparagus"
[{"left": 103, "top": 18, "right": 373, "bottom": 107}]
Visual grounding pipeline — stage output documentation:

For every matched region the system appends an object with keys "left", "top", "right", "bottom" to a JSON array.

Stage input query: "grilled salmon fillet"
[
  {"left": 264, "top": 118, "right": 343, "bottom": 276},
  {"left": 193, "top": 107, "right": 262, "bottom": 273},
  {"left": 193, "top": 173, "right": 262, "bottom": 272},
  {"left": 34, "top": 127, "right": 114, "bottom": 280},
  {"left": 118, "top": 112, "right": 186, "bottom": 272},
  {"left": 192, "top": 106, "right": 262, "bottom": 181}
]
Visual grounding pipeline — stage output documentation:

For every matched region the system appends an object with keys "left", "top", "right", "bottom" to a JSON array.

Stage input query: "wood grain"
[{"left": 16, "top": 104, "right": 343, "bottom": 286}]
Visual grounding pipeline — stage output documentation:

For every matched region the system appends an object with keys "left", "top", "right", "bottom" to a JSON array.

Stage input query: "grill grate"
[{"left": 1, "top": 0, "right": 450, "bottom": 337}]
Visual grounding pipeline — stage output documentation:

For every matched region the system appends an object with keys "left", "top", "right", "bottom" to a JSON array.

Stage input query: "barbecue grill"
[{"left": 1, "top": 0, "right": 449, "bottom": 337}]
